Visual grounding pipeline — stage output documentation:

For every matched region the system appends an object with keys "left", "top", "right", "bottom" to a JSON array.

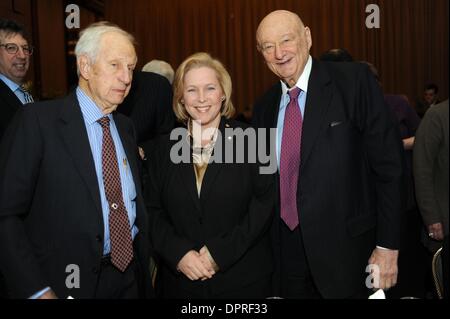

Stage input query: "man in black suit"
[
  {"left": 252, "top": 10, "right": 404, "bottom": 298},
  {"left": 0, "top": 22, "right": 153, "bottom": 299},
  {"left": 0, "top": 19, "right": 34, "bottom": 140},
  {"left": 117, "top": 70, "right": 174, "bottom": 160}
]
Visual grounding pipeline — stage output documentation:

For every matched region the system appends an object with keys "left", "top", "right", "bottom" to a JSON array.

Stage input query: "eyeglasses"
[
  {"left": 0, "top": 43, "right": 33, "bottom": 56},
  {"left": 259, "top": 36, "right": 297, "bottom": 56}
]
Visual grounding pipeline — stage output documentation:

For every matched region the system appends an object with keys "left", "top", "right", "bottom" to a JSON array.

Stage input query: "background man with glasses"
[{"left": 0, "top": 19, "right": 34, "bottom": 141}]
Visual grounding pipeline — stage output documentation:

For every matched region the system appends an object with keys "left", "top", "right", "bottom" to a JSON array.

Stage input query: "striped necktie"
[{"left": 19, "top": 84, "right": 34, "bottom": 104}]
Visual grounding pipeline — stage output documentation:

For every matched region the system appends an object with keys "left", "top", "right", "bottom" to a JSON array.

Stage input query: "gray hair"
[
  {"left": 75, "top": 21, "right": 135, "bottom": 74},
  {"left": 142, "top": 59, "right": 175, "bottom": 84}
]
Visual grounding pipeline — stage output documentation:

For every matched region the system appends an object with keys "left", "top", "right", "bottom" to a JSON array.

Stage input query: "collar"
[
  {"left": 0, "top": 74, "right": 20, "bottom": 92},
  {"left": 76, "top": 86, "right": 112, "bottom": 125},
  {"left": 280, "top": 55, "right": 312, "bottom": 97}
]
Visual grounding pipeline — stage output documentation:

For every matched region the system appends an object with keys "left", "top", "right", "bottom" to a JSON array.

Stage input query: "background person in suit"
[
  {"left": 142, "top": 59, "right": 175, "bottom": 84},
  {"left": 0, "top": 18, "right": 34, "bottom": 141},
  {"left": 117, "top": 70, "right": 175, "bottom": 161},
  {"left": 147, "top": 52, "right": 275, "bottom": 298},
  {"left": 116, "top": 67, "right": 175, "bottom": 286},
  {"left": 252, "top": 10, "right": 404, "bottom": 298},
  {"left": 413, "top": 99, "right": 448, "bottom": 286},
  {"left": 0, "top": 22, "right": 153, "bottom": 299}
]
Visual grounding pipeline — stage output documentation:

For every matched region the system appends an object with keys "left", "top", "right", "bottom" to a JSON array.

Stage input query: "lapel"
[
  {"left": 113, "top": 113, "right": 141, "bottom": 192},
  {"left": 0, "top": 79, "right": 22, "bottom": 112},
  {"left": 176, "top": 117, "right": 227, "bottom": 213},
  {"left": 264, "top": 83, "right": 282, "bottom": 129},
  {"left": 199, "top": 117, "right": 226, "bottom": 201},
  {"left": 300, "top": 59, "right": 333, "bottom": 171},
  {"left": 177, "top": 135, "right": 202, "bottom": 213},
  {"left": 58, "top": 91, "right": 102, "bottom": 217}
]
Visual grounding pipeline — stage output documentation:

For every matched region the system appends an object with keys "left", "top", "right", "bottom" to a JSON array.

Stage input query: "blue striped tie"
[{"left": 19, "top": 84, "right": 34, "bottom": 104}]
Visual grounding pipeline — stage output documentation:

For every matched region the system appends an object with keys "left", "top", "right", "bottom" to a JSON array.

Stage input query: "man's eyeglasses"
[{"left": 0, "top": 43, "right": 33, "bottom": 56}]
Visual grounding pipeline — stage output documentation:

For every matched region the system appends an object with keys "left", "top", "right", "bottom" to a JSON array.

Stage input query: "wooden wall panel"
[
  {"left": 35, "top": 0, "right": 67, "bottom": 99},
  {"left": 105, "top": 0, "right": 448, "bottom": 115}
]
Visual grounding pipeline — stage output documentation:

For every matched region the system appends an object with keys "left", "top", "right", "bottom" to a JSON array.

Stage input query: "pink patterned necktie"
[
  {"left": 97, "top": 116, "right": 134, "bottom": 272},
  {"left": 280, "top": 87, "right": 302, "bottom": 231}
]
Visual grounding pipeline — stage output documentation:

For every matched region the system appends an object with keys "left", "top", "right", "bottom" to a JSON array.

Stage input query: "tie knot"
[
  {"left": 288, "top": 87, "right": 301, "bottom": 100},
  {"left": 19, "top": 84, "right": 29, "bottom": 93},
  {"left": 97, "top": 116, "right": 110, "bottom": 128}
]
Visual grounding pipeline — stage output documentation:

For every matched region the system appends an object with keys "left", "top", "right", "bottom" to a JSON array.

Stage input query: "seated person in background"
[
  {"left": 416, "top": 83, "right": 440, "bottom": 118},
  {"left": 147, "top": 52, "right": 275, "bottom": 298},
  {"left": 142, "top": 59, "right": 175, "bottom": 85},
  {"left": 319, "top": 48, "right": 354, "bottom": 62}
]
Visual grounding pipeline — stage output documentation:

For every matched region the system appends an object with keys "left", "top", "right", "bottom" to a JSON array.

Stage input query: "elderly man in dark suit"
[
  {"left": 0, "top": 19, "right": 34, "bottom": 141},
  {"left": 252, "top": 10, "right": 404, "bottom": 298},
  {"left": 0, "top": 22, "right": 153, "bottom": 299}
]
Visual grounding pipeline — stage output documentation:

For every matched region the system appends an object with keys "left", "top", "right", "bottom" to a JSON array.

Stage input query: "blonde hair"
[{"left": 173, "top": 52, "right": 234, "bottom": 124}]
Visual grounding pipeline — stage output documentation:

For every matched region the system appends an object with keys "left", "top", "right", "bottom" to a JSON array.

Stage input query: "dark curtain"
[{"left": 105, "top": 0, "right": 449, "bottom": 114}]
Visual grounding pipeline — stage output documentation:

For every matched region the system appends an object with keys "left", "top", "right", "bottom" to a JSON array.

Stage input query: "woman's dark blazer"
[{"left": 147, "top": 117, "right": 275, "bottom": 297}]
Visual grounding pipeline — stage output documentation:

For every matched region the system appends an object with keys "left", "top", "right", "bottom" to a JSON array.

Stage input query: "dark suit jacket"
[
  {"left": 413, "top": 100, "right": 449, "bottom": 251},
  {"left": 0, "top": 92, "right": 153, "bottom": 299},
  {"left": 0, "top": 78, "right": 22, "bottom": 141},
  {"left": 252, "top": 60, "right": 404, "bottom": 298},
  {"left": 117, "top": 71, "right": 174, "bottom": 157},
  {"left": 147, "top": 118, "right": 275, "bottom": 297}
]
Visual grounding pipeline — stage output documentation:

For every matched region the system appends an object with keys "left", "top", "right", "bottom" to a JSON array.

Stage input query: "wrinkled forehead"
[{"left": 98, "top": 32, "right": 137, "bottom": 60}]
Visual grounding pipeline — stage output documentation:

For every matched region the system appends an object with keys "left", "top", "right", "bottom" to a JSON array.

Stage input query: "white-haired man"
[{"left": 0, "top": 22, "right": 153, "bottom": 299}]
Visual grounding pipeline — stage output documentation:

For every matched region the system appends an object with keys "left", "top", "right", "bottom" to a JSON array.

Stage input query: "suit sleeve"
[
  {"left": 146, "top": 139, "right": 197, "bottom": 273},
  {"left": 0, "top": 108, "right": 48, "bottom": 298},
  {"left": 357, "top": 65, "right": 404, "bottom": 249},
  {"left": 413, "top": 108, "right": 443, "bottom": 226}
]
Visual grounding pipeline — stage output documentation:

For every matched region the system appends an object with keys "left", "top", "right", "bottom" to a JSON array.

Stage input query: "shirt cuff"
[{"left": 29, "top": 287, "right": 51, "bottom": 299}]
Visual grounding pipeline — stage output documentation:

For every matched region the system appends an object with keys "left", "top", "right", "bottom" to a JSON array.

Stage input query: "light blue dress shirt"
[
  {"left": 0, "top": 74, "right": 29, "bottom": 105},
  {"left": 76, "top": 87, "right": 138, "bottom": 255},
  {"left": 276, "top": 55, "right": 312, "bottom": 169}
]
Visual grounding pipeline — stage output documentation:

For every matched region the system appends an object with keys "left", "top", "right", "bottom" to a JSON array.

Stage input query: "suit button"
[
  {"left": 92, "top": 267, "right": 99, "bottom": 274},
  {"left": 198, "top": 218, "right": 203, "bottom": 225},
  {"left": 96, "top": 235, "right": 102, "bottom": 242}
]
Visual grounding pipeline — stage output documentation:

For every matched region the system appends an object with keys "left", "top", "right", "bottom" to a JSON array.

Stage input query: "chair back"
[{"left": 432, "top": 247, "right": 444, "bottom": 299}]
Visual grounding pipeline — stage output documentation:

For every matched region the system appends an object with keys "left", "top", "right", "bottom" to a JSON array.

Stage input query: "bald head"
[
  {"left": 256, "top": 10, "right": 312, "bottom": 87},
  {"left": 256, "top": 10, "right": 304, "bottom": 45}
]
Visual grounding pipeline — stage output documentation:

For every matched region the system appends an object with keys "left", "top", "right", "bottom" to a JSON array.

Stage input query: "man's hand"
[
  {"left": 368, "top": 248, "right": 399, "bottom": 290},
  {"left": 177, "top": 250, "right": 215, "bottom": 281},
  {"left": 427, "top": 222, "right": 444, "bottom": 241},
  {"left": 38, "top": 289, "right": 58, "bottom": 299}
]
